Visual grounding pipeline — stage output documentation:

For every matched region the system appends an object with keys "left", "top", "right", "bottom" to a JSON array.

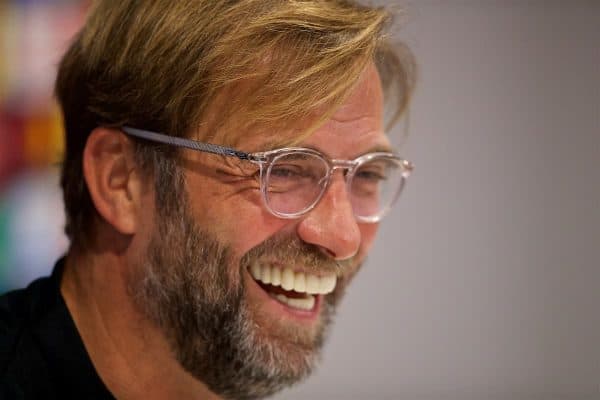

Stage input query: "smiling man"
[{"left": 0, "top": 1, "right": 415, "bottom": 399}]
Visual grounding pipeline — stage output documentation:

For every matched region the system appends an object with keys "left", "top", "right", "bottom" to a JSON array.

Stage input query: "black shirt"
[{"left": 0, "top": 259, "right": 114, "bottom": 399}]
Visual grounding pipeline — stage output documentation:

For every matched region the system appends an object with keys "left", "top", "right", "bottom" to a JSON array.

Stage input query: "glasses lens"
[
  {"left": 349, "top": 156, "right": 405, "bottom": 221},
  {"left": 265, "top": 151, "right": 329, "bottom": 216}
]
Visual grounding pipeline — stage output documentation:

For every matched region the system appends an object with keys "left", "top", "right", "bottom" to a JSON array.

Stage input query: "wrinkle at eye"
[
  {"left": 216, "top": 162, "right": 259, "bottom": 177},
  {"left": 330, "top": 114, "right": 377, "bottom": 124},
  {"left": 220, "top": 155, "right": 259, "bottom": 176},
  {"left": 215, "top": 167, "right": 260, "bottom": 186}
]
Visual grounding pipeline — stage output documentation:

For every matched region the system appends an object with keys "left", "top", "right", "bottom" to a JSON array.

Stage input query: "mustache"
[{"left": 239, "top": 233, "right": 355, "bottom": 276}]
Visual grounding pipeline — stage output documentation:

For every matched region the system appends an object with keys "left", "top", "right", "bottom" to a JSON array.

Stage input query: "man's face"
[{"left": 131, "top": 64, "right": 387, "bottom": 399}]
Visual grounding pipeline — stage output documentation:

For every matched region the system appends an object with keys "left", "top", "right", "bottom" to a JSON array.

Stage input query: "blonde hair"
[{"left": 56, "top": 0, "right": 415, "bottom": 247}]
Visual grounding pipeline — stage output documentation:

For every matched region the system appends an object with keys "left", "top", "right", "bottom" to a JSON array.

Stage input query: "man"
[{"left": 0, "top": 1, "right": 414, "bottom": 399}]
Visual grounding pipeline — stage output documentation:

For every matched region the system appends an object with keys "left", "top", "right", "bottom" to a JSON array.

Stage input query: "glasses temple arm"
[{"left": 122, "top": 127, "right": 252, "bottom": 160}]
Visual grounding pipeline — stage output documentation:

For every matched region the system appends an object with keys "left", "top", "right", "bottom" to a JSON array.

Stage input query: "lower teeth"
[{"left": 270, "top": 293, "right": 316, "bottom": 311}]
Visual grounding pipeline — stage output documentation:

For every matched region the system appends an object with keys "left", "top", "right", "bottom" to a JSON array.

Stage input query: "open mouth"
[{"left": 249, "top": 262, "right": 337, "bottom": 311}]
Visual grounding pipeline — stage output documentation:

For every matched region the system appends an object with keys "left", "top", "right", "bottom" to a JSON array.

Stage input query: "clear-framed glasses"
[{"left": 122, "top": 127, "right": 413, "bottom": 223}]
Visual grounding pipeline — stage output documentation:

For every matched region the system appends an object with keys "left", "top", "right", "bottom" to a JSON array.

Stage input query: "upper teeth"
[{"left": 250, "top": 263, "right": 337, "bottom": 295}]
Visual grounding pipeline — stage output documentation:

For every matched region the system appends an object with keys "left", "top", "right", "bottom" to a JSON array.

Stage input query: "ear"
[{"left": 83, "top": 127, "right": 145, "bottom": 236}]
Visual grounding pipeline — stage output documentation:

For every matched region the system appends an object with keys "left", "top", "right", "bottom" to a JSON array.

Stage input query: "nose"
[{"left": 296, "top": 173, "right": 361, "bottom": 260}]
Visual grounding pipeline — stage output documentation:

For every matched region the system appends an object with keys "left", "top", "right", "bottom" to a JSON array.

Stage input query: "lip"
[{"left": 244, "top": 267, "right": 323, "bottom": 323}]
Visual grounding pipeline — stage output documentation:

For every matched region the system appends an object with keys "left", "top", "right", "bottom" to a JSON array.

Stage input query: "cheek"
[
  {"left": 329, "top": 223, "right": 378, "bottom": 303},
  {"left": 357, "top": 222, "right": 379, "bottom": 258},
  {"left": 184, "top": 176, "right": 266, "bottom": 251},
  {"left": 197, "top": 198, "right": 292, "bottom": 261}
]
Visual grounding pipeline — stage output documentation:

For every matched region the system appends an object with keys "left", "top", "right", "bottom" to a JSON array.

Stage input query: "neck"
[{"left": 60, "top": 248, "right": 221, "bottom": 400}]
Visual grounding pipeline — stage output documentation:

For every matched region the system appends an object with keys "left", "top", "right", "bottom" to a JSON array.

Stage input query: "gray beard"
[{"left": 128, "top": 194, "right": 352, "bottom": 399}]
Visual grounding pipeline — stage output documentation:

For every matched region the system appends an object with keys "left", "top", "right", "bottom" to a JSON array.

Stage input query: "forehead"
[
  {"left": 305, "top": 64, "right": 389, "bottom": 156},
  {"left": 247, "top": 63, "right": 389, "bottom": 157}
]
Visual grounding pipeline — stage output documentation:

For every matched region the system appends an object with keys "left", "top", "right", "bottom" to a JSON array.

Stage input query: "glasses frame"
[{"left": 122, "top": 126, "right": 413, "bottom": 223}]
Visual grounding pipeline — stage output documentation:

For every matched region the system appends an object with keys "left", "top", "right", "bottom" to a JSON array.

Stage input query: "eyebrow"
[
  {"left": 363, "top": 144, "right": 395, "bottom": 154},
  {"left": 275, "top": 143, "right": 397, "bottom": 159},
  {"left": 254, "top": 137, "right": 395, "bottom": 157}
]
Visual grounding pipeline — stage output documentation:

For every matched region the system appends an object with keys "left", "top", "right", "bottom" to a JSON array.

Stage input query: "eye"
[
  {"left": 355, "top": 168, "right": 387, "bottom": 182},
  {"left": 270, "top": 164, "right": 304, "bottom": 178}
]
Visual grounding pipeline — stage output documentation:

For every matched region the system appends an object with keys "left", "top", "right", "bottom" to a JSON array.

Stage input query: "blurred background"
[
  {"left": 0, "top": 0, "right": 88, "bottom": 292},
  {"left": 0, "top": 1, "right": 598, "bottom": 399}
]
